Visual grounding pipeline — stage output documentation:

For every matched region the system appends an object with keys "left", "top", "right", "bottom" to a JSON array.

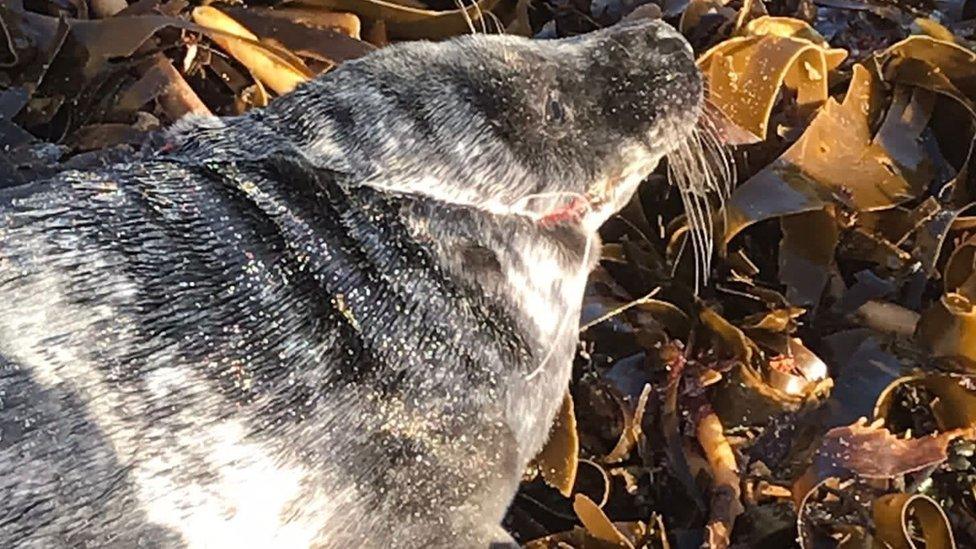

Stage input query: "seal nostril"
[{"left": 656, "top": 37, "right": 687, "bottom": 56}]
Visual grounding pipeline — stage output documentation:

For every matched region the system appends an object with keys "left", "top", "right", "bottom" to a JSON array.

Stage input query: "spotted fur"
[{"left": 0, "top": 18, "right": 701, "bottom": 548}]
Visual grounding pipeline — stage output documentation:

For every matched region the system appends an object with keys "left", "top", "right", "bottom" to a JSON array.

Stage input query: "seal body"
[{"left": 0, "top": 19, "right": 701, "bottom": 548}]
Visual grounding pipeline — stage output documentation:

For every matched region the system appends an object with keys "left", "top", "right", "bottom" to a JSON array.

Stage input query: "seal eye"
[{"left": 545, "top": 95, "right": 566, "bottom": 125}]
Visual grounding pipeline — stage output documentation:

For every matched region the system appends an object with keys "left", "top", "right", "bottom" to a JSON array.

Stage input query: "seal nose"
[
  {"left": 580, "top": 17, "right": 703, "bottom": 135},
  {"left": 646, "top": 20, "right": 695, "bottom": 61},
  {"left": 609, "top": 17, "right": 696, "bottom": 70},
  {"left": 636, "top": 20, "right": 703, "bottom": 124}
]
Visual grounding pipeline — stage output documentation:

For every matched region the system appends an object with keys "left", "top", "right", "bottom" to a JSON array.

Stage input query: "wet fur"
[{"left": 0, "top": 20, "right": 701, "bottom": 548}]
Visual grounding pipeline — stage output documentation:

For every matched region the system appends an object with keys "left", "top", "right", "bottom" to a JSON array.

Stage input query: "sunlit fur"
[
  {"left": 453, "top": 12, "right": 735, "bottom": 289},
  {"left": 0, "top": 18, "right": 718, "bottom": 549}
]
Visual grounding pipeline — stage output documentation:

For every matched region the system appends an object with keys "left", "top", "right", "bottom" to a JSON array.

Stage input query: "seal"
[{"left": 0, "top": 18, "right": 712, "bottom": 548}]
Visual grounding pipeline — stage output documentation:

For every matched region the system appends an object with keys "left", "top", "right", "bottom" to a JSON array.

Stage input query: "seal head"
[{"left": 174, "top": 18, "right": 703, "bottom": 230}]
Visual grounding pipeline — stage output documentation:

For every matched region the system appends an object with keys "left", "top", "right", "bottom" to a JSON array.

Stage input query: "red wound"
[{"left": 538, "top": 196, "right": 588, "bottom": 227}]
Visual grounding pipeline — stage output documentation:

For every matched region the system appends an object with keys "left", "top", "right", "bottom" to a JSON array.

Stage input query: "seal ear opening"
[
  {"left": 543, "top": 89, "right": 575, "bottom": 141},
  {"left": 545, "top": 94, "right": 566, "bottom": 125}
]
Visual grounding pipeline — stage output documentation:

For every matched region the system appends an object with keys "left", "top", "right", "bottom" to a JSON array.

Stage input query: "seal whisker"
[
  {"left": 678, "top": 142, "right": 712, "bottom": 288},
  {"left": 473, "top": 0, "right": 489, "bottom": 34},
  {"left": 454, "top": 0, "right": 479, "bottom": 35},
  {"left": 697, "top": 107, "right": 738, "bottom": 222},
  {"left": 700, "top": 103, "right": 736, "bottom": 177},
  {"left": 665, "top": 112, "right": 735, "bottom": 290},
  {"left": 485, "top": 11, "right": 505, "bottom": 34}
]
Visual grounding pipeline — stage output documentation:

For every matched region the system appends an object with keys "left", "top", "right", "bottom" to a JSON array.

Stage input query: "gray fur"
[{"left": 0, "top": 19, "right": 701, "bottom": 548}]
